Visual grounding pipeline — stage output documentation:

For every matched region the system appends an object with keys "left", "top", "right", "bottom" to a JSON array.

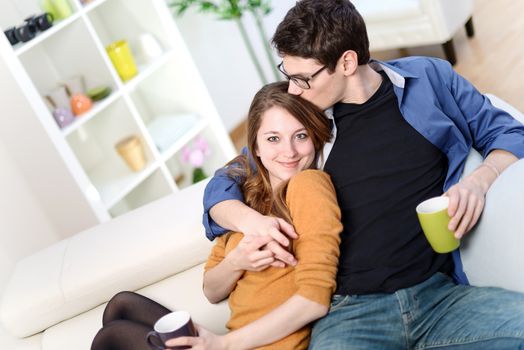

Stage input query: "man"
[{"left": 203, "top": 0, "right": 524, "bottom": 348}]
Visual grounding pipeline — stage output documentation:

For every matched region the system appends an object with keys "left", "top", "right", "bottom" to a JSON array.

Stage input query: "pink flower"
[
  {"left": 189, "top": 149, "right": 205, "bottom": 167},
  {"left": 180, "top": 137, "right": 211, "bottom": 167}
]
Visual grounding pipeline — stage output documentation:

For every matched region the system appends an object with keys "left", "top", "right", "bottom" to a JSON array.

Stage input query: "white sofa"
[
  {"left": 0, "top": 179, "right": 230, "bottom": 350},
  {"left": 1, "top": 94, "right": 523, "bottom": 350}
]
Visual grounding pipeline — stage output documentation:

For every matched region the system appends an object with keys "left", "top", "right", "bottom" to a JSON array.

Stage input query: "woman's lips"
[{"left": 278, "top": 160, "right": 299, "bottom": 168}]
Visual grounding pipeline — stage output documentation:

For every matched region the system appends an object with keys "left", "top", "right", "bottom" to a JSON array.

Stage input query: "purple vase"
[{"left": 52, "top": 107, "right": 75, "bottom": 128}]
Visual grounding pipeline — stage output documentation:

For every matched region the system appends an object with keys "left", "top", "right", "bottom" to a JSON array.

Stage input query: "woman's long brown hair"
[{"left": 226, "top": 81, "right": 331, "bottom": 226}]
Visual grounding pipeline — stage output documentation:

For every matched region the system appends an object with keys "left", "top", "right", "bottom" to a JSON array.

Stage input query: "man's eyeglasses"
[{"left": 277, "top": 62, "right": 327, "bottom": 89}]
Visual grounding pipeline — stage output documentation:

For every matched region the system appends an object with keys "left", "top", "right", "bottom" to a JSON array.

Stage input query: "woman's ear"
[{"left": 340, "top": 50, "right": 358, "bottom": 76}]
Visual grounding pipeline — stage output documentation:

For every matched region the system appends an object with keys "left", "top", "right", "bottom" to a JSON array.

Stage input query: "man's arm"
[
  {"left": 202, "top": 168, "right": 246, "bottom": 240},
  {"left": 438, "top": 60, "right": 524, "bottom": 238},
  {"left": 210, "top": 200, "right": 297, "bottom": 266}
]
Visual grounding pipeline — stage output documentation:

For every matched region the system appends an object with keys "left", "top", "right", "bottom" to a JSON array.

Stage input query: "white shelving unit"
[{"left": 0, "top": 0, "right": 236, "bottom": 222}]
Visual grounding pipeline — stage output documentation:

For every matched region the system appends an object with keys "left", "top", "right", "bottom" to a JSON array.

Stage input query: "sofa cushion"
[
  {"left": 1, "top": 180, "right": 214, "bottom": 338},
  {"left": 0, "top": 324, "right": 41, "bottom": 350},
  {"left": 41, "top": 264, "right": 229, "bottom": 350}
]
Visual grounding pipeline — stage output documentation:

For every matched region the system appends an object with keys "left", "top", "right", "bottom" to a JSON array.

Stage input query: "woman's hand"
[{"left": 164, "top": 324, "right": 227, "bottom": 350}]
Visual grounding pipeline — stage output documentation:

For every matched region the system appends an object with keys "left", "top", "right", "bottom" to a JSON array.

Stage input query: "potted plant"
[{"left": 168, "top": 0, "right": 279, "bottom": 85}]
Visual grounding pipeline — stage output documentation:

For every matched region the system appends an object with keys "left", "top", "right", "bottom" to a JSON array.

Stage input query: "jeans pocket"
[{"left": 329, "top": 294, "right": 350, "bottom": 312}]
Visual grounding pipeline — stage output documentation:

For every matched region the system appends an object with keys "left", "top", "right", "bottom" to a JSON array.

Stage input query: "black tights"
[{"left": 91, "top": 291, "right": 171, "bottom": 350}]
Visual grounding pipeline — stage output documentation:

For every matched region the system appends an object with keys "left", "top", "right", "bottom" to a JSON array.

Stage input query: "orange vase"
[{"left": 71, "top": 93, "right": 92, "bottom": 116}]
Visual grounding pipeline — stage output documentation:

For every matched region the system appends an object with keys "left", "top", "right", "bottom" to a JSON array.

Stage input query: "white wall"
[
  {"left": 0, "top": 54, "right": 98, "bottom": 291},
  {"left": 0, "top": 140, "right": 59, "bottom": 291},
  {"left": 174, "top": 1, "right": 295, "bottom": 131}
]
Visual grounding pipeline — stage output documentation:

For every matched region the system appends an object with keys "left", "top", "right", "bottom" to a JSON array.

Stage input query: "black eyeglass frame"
[{"left": 277, "top": 62, "right": 327, "bottom": 89}]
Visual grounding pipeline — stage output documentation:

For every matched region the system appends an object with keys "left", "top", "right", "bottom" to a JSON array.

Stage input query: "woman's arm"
[
  {"left": 166, "top": 295, "right": 326, "bottom": 350},
  {"left": 223, "top": 295, "right": 326, "bottom": 348},
  {"left": 203, "top": 234, "right": 276, "bottom": 303}
]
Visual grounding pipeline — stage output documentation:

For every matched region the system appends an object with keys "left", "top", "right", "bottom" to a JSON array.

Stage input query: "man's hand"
[
  {"left": 446, "top": 150, "right": 518, "bottom": 239},
  {"left": 209, "top": 200, "right": 297, "bottom": 266},
  {"left": 444, "top": 174, "right": 487, "bottom": 239},
  {"left": 227, "top": 235, "right": 278, "bottom": 272},
  {"left": 240, "top": 214, "right": 298, "bottom": 267}
]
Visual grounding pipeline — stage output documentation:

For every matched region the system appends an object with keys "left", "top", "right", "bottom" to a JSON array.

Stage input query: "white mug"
[{"left": 136, "top": 33, "right": 163, "bottom": 63}]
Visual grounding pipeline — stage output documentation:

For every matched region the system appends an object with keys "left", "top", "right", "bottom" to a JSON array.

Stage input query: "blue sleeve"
[
  {"left": 446, "top": 60, "right": 524, "bottom": 159},
  {"left": 202, "top": 148, "right": 249, "bottom": 241}
]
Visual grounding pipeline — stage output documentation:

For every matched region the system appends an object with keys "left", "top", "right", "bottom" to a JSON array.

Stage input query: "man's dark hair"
[{"left": 272, "top": 0, "right": 370, "bottom": 71}]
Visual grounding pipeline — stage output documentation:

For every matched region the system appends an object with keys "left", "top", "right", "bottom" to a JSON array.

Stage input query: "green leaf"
[{"left": 168, "top": 0, "right": 272, "bottom": 19}]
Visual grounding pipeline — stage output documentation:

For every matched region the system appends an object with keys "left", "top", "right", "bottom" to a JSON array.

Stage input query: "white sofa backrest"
[{"left": 0, "top": 180, "right": 213, "bottom": 338}]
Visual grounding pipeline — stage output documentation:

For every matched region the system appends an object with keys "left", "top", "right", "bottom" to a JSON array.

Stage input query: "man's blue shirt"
[{"left": 202, "top": 56, "right": 524, "bottom": 284}]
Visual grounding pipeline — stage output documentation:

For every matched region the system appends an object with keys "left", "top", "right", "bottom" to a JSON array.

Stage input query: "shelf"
[
  {"left": 108, "top": 169, "right": 171, "bottom": 217},
  {"left": 15, "top": 14, "right": 81, "bottom": 56},
  {"left": 65, "top": 98, "right": 156, "bottom": 188},
  {"left": 160, "top": 118, "right": 209, "bottom": 161},
  {"left": 123, "top": 50, "right": 174, "bottom": 92},
  {"left": 89, "top": 158, "right": 159, "bottom": 209},
  {"left": 82, "top": 0, "right": 111, "bottom": 13},
  {"left": 18, "top": 18, "right": 117, "bottom": 107},
  {"left": 62, "top": 91, "right": 120, "bottom": 135},
  {"left": 165, "top": 126, "right": 231, "bottom": 190},
  {"left": 0, "top": 0, "right": 236, "bottom": 223}
]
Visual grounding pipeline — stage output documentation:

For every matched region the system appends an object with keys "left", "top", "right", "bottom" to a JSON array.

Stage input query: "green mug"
[
  {"left": 40, "top": 0, "right": 73, "bottom": 21},
  {"left": 416, "top": 196, "right": 460, "bottom": 253}
]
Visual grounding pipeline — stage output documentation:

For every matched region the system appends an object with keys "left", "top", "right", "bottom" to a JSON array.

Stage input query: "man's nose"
[{"left": 287, "top": 81, "right": 303, "bottom": 95}]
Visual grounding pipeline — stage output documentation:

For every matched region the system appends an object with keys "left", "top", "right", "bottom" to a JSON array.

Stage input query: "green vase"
[{"left": 192, "top": 167, "right": 207, "bottom": 184}]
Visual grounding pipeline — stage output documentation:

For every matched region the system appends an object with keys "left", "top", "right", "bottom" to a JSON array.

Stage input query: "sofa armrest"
[
  {"left": 485, "top": 93, "right": 524, "bottom": 124},
  {"left": 460, "top": 157, "right": 524, "bottom": 292},
  {"left": 460, "top": 94, "right": 524, "bottom": 292}
]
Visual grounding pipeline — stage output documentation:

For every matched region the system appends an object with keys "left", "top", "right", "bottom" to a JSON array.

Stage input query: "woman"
[{"left": 91, "top": 82, "right": 343, "bottom": 350}]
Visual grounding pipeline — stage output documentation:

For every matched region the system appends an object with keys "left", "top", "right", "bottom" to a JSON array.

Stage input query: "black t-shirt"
[{"left": 324, "top": 71, "right": 453, "bottom": 295}]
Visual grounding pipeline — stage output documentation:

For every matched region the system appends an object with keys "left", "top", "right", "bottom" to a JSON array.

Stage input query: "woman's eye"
[
  {"left": 296, "top": 133, "right": 309, "bottom": 140},
  {"left": 267, "top": 136, "right": 279, "bottom": 142}
]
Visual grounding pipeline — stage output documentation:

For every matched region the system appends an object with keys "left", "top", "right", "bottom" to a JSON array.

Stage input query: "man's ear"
[{"left": 340, "top": 50, "right": 358, "bottom": 76}]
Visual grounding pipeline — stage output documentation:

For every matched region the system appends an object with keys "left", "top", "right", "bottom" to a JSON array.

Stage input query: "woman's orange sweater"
[{"left": 205, "top": 170, "right": 343, "bottom": 349}]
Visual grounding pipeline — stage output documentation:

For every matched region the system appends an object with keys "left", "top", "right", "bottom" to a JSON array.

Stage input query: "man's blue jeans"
[{"left": 309, "top": 273, "right": 524, "bottom": 349}]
